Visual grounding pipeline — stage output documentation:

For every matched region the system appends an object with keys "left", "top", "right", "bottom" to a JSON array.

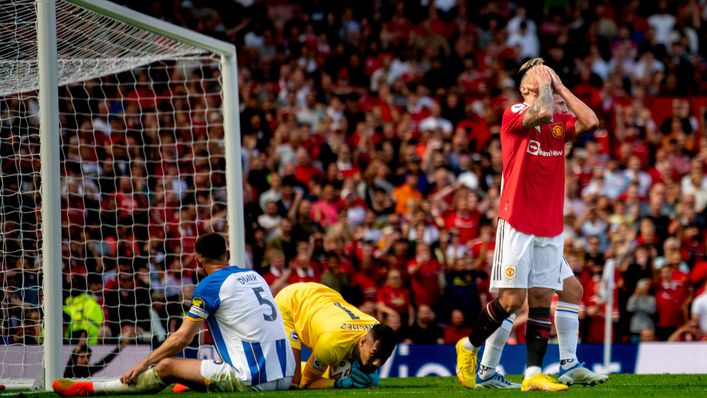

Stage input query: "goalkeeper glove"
[
  {"left": 333, "top": 376, "right": 354, "bottom": 389},
  {"left": 333, "top": 360, "right": 380, "bottom": 388},
  {"left": 351, "top": 365, "right": 381, "bottom": 388}
]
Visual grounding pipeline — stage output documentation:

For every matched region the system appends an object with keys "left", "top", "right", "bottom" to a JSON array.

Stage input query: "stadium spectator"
[
  {"left": 380, "top": 311, "right": 410, "bottom": 344},
  {"left": 407, "top": 305, "right": 444, "bottom": 345},
  {"left": 4, "top": 0, "right": 707, "bottom": 348},
  {"left": 667, "top": 319, "right": 705, "bottom": 342},
  {"left": 64, "top": 275, "right": 105, "bottom": 345},
  {"left": 258, "top": 200, "right": 282, "bottom": 238},
  {"left": 443, "top": 309, "right": 473, "bottom": 345},
  {"left": 104, "top": 264, "right": 152, "bottom": 341},
  {"left": 392, "top": 174, "right": 423, "bottom": 218},
  {"left": 626, "top": 279, "right": 656, "bottom": 342},
  {"left": 64, "top": 329, "right": 133, "bottom": 378},
  {"left": 407, "top": 245, "right": 443, "bottom": 309},
  {"left": 261, "top": 248, "right": 291, "bottom": 296},
  {"left": 377, "top": 269, "right": 414, "bottom": 326},
  {"left": 287, "top": 251, "right": 320, "bottom": 284},
  {"left": 655, "top": 266, "right": 690, "bottom": 340}
]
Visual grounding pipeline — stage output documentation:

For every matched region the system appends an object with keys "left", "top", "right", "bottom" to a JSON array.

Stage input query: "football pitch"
[{"left": 11, "top": 375, "right": 707, "bottom": 398}]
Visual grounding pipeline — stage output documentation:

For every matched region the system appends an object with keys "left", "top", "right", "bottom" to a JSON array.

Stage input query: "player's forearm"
[
  {"left": 303, "top": 378, "right": 335, "bottom": 389},
  {"left": 536, "top": 84, "right": 554, "bottom": 115},
  {"left": 556, "top": 85, "right": 599, "bottom": 133},
  {"left": 140, "top": 329, "right": 192, "bottom": 367},
  {"left": 522, "top": 84, "right": 554, "bottom": 127},
  {"left": 300, "top": 367, "right": 325, "bottom": 389}
]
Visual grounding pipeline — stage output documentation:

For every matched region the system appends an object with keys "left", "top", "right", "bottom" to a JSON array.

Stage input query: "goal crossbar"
[{"left": 68, "top": 0, "right": 236, "bottom": 57}]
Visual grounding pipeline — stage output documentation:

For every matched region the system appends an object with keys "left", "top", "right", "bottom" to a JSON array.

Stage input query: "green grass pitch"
[{"left": 10, "top": 375, "right": 707, "bottom": 398}]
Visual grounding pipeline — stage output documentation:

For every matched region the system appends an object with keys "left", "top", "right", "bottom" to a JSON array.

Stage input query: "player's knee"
[
  {"left": 527, "top": 288, "right": 553, "bottom": 307},
  {"left": 498, "top": 289, "right": 526, "bottom": 313},
  {"left": 154, "top": 358, "right": 174, "bottom": 379},
  {"left": 558, "top": 277, "right": 583, "bottom": 303}
]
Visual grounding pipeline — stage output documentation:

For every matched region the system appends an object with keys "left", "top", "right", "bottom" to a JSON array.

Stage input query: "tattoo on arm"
[
  {"left": 536, "top": 85, "right": 554, "bottom": 114},
  {"left": 522, "top": 84, "right": 554, "bottom": 128}
]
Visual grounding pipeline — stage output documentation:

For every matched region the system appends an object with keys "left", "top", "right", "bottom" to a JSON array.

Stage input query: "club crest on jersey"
[
  {"left": 550, "top": 122, "right": 565, "bottom": 139},
  {"left": 290, "top": 331, "right": 300, "bottom": 342},
  {"left": 504, "top": 266, "right": 516, "bottom": 279}
]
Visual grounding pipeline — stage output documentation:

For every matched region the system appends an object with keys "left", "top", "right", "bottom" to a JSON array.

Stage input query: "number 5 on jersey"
[{"left": 252, "top": 287, "right": 277, "bottom": 321}]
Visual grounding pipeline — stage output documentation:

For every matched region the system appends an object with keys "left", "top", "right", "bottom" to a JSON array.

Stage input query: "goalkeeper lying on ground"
[{"left": 274, "top": 282, "right": 396, "bottom": 389}]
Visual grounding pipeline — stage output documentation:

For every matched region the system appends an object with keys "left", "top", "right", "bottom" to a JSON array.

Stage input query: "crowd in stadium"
[{"left": 2, "top": 0, "right": 707, "bottom": 347}]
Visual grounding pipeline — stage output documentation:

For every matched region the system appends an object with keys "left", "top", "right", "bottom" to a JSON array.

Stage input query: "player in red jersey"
[
  {"left": 456, "top": 58, "right": 599, "bottom": 392},
  {"left": 473, "top": 95, "right": 608, "bottom": 389}
]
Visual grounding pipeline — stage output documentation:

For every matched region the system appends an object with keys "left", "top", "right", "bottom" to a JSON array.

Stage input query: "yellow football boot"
[
  {"left": 521, "top": 373, "right": 569, "bottom": 392},
  {"left": 455, "top": 338, "right": 477, "bottom": 388}
]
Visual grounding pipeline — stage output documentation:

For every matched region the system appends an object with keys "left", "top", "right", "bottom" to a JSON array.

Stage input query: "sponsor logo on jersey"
[
  {"left": 550, "top": 123, "right": 565, "bottom": 139},
  {"left": 504, "top": 266, "right": 516, "bottom": 279},
  {"left": 511, "top": 103, "right": 528, "bottom": 114},
  {"left": 290, "top": 331, "right": 300, "bottom": 342},
  {"left": 526, "top": 140, "right": 563, "bottom": 157}
]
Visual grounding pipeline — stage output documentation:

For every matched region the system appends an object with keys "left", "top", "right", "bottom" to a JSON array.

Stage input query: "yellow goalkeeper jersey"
[{"left": 275, "top": 282, "right": 378, "bottom": 368}]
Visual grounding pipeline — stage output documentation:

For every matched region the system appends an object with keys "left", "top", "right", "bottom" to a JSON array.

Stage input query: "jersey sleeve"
[
  {"left": 186, "top": 275, "right": 222, "bottom": 320},
  {"left": 559, "top": 112, "right": 577, "bottom": 142},
  {"left": 300, "top": 332, "right": 346, "bottom": 387},
  {"left": 311, "top": 332, "right": 347, "bottom": 368},
  {"left": 501, "top": 103, "right": 529, "bottom": 135}
]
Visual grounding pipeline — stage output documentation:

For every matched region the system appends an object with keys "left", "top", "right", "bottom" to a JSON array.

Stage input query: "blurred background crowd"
[{"left": 2, "top": 0, "right": 707, "bottom": 348}]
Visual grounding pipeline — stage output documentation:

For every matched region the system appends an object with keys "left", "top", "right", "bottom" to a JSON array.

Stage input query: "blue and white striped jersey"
[{"left": 187, "top": 266, "right": 295, "bottom": 385}]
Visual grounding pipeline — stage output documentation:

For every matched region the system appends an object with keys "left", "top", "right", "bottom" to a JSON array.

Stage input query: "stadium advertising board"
[{"left": 0, "top": 343, "right": 703, "bottom": 380}]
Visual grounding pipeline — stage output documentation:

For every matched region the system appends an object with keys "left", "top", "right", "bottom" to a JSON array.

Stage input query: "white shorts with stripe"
[
  {"left": 200, "top": 360, "right": 292, "bottom": 392},
  {"left": 490, "top": 218, "right": 564, "bottom": 292}
]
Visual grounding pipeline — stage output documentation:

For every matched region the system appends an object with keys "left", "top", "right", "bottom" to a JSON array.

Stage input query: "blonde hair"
[{"left": 518, "top": 57, "right": 545, "bottom": 85}]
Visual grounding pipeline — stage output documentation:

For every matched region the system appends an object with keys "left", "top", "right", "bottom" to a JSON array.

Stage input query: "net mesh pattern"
[
  {"left": 0, "top": 0, "right": 205, "bottom": 96},
  {"left": 0, "top": 0, "right": 230, "bottom": 383}
]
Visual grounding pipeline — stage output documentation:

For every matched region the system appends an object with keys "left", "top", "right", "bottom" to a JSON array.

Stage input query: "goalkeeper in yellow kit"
[{"left": 275, "top": 282, "right": 396, "bottom": 389}]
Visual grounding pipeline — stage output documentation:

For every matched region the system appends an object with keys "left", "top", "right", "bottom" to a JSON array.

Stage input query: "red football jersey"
[{"left": 498, "top": 103, "right": 576, "bottom": 237}]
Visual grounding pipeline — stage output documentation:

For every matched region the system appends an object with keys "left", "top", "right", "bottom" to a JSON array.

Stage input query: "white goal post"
[{"left": 2, "top": 0, "right": 246, "bottom": 390}]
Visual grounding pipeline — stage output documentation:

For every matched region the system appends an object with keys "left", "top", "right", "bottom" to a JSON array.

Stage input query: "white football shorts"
[
  {"left": 200, "top": 360, "right": 292, "bottom": 392},
  {"left": 490, "top": 218, "right": 564, "bottom": 292},
  {"left": 559, "top": 254, "right": 574, "bottom": 282}
]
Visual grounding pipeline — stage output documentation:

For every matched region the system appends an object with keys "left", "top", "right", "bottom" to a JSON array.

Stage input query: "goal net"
[{"left": 0, "top": 0, "right": 241, "bottom": 389}]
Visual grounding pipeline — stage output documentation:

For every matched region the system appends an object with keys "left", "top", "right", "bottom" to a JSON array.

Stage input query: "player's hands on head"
[
  {"left": 529, "top": 65, "right": 552, "bottom": 87},
  {"left": 546, "top": 67, "right": 565, "bottom": 91}
]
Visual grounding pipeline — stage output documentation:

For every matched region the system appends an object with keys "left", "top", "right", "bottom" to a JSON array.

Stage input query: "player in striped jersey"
[{"left": 53, "top": 233, "right": 295, "bottom": 396}]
